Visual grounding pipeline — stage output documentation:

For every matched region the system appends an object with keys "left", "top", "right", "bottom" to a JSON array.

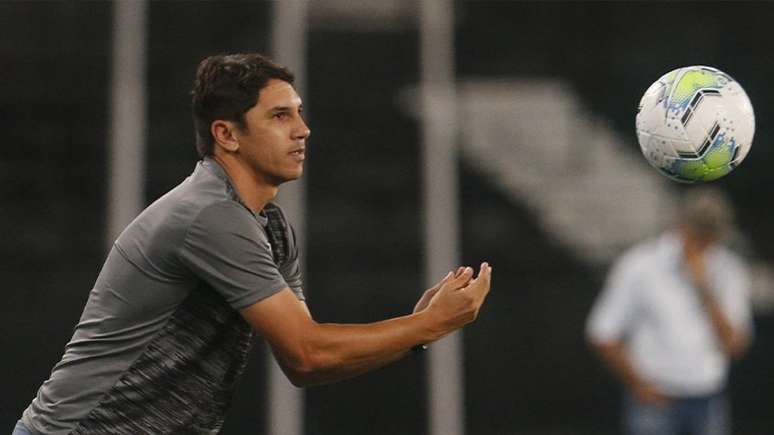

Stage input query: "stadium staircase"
[{"left": 453, "top": 80, "right": 676, "bottom": 264}]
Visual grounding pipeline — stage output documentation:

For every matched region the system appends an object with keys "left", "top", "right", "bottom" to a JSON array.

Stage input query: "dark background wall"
[
  {"left": 1, "top": 0, "right": 112, "bottom": 431},
  {"left": 456, "top": 3, "right": 774, "bottom": 434},
  {"left": 2, "top": 2, "right": 773, "bottom": 434}
]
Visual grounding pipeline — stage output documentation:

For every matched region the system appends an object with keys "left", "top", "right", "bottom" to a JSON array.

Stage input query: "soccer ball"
[{"left": 635, "top": 66, "right": 755, "bottom": 183}]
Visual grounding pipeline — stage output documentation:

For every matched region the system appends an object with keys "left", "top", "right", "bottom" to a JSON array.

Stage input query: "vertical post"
[
  {"left": 420, "top": 0, "right": 465, "bottom": 435},
  {"left": 107, "top": 0, "right": 147, "bottom": 247},
  {"left": 420, "top": 2, "right": 463, "bottom": 435},
  {"left": 268, "top": 2, "right": 308, "bottom": 435}
]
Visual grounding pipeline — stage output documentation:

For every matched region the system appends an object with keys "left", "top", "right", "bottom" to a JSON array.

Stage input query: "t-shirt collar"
[{"left": 200, "top": 157, "right": 269, "bottom": 226}]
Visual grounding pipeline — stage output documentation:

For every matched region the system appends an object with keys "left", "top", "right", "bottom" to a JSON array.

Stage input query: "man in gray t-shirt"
[
  {"left": 22, "top": 158, "right": 302, "bottom": 435},
  {"left": 16, "top": 53, "right": 493, "bottom": 435}
]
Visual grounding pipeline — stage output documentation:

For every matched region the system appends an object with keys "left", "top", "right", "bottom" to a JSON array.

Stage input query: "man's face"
[{"left": 234, "top": 79, "right": 310, "bottom": 185}]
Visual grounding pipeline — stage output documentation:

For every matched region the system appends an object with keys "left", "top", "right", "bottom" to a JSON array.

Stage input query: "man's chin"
[{"left": 274, "top": 169, "right": 303, "bottom": 185}]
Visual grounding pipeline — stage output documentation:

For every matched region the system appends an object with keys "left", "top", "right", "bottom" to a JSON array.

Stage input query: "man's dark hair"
[{"left": 191, "top": 53, "right": 295, "bottom": 158}]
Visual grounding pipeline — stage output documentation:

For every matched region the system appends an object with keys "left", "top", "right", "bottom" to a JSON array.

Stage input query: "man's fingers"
[
  {"left": 444, "top": 266, "right": 474, "bottom": 290},
  {"left": 465, "top": 262, "right": 492, "bottom": 298},
  {"left": 429, "top": 271, "right": 454, "bottom": 291},
  {"left": 480, "top": 262, "right": 492, "bottom": 289},
  {"left": 480, "top": 262, "right": 491, "bottom": 284},
  {"left": 415, "top": 270, "right": 456, "bottom": 313}
]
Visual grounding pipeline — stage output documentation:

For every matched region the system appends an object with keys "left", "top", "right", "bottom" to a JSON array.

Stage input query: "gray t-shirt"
[{"left": 21, "top": 157, "right": 304, "bottom": 435}]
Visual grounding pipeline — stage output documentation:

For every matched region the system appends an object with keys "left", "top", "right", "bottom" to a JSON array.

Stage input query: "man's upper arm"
[{"left": 239, "top": 288, "right": 314, "bottom": 360}]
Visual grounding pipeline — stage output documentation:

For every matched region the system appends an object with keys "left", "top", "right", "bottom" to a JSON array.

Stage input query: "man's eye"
[{"left": 274, "top": 112, "right": 289, "bottom": 119}]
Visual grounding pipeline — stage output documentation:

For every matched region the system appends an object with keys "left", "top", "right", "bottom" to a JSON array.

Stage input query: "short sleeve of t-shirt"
[
  {"left": 179, "top": 201, "right": 290, "bottom": 310},
  {"left": 586, "top": 251, "right": 642, "bottom": 343}
]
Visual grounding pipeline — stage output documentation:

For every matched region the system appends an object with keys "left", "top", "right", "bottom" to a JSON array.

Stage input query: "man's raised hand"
[
  {"left": 423, "top": 262, "right": 492, "bottom": 339},
  {"left": 413, "top": 267, "right": 468, "bottom": 314}
]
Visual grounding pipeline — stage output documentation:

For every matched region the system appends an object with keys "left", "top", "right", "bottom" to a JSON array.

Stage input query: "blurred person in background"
[
  {"left": 586, "top": 187, "right": 752, "bottom": 435},
  {"left": 11, "top": 53, "right": 492, "bottom": 435}
]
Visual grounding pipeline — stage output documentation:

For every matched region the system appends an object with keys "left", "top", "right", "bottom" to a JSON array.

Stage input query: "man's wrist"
[
  {"left": 412, "top": 343, "right": 428, "bottom": 354},
  {"left": 413, "top": 309, "right": 442, "bottom": 343}
]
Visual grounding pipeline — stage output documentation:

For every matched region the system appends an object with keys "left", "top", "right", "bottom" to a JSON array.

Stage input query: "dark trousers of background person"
[
  {"left": 11, "top": 421, "right": 33, "bottom": 435},
  {"left": 624, "top": 391, "right": 729, "bottom": 435}
]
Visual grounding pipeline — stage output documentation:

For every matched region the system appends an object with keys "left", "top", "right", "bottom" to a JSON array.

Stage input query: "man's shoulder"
[
  {"left": 169, "top": 160, "right": 238, "bottom": 214},
  {"left": 620, "top": 235, "right": 665, "bottom": 263},
  {"left": 115, "top": 161, "right": 251, "bottom": 256},
  {"left": 604, "top": 235, "right": 670, "bottom": 283},
  {"left": 149, "top": 161, "right": 247, "bottom": 223},
  {"left": 187, "top": 199, "right": 258, "bottom": 234}
]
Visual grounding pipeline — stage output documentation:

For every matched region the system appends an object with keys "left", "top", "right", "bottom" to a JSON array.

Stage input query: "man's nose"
[{"left": 293, "top": 117, "right": 311, "bottom": 140}]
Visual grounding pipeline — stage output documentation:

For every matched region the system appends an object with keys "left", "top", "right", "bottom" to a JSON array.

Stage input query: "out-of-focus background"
[{"left": 2, "top": 1, "right": 774, "bottom": 434}]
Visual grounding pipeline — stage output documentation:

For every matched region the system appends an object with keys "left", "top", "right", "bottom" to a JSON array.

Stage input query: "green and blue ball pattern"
[
  {"left": 662, "top": 132, "right": 739, "bottom": 183},
  {"left": 651, "top": 67, "right": 740, "bottom": 183},
  {"left": 661, "top": 68, "right": 728, "bottom": 113}
]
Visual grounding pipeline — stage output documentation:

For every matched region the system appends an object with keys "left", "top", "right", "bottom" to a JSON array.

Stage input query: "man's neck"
[{"left": 212, "top": 154, "right": 278, "bottom": 213}]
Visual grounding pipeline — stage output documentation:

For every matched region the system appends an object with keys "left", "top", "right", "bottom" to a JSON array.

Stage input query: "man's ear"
[{"left": 211, "top": 120, "right": 240, "bottom": 152}]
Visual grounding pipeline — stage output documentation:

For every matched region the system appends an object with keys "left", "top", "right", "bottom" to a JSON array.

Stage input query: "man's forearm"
[
  {"left": 684, "top": 246, "right": 749, "bottom": 359},
  {"left": 274, "top": 311, "right": 438, "bottom": 386},
  {"left": 245, "top": 264, "right": 491, "bottom": 387},
  {"left": 592, "top": 341, "right": 642, "bottom": 389},
  {"left": 591, "top": 340, "right": 671, "bottom": 404},
  {"left": 696, "top": 289, "right": 749, "bottom": 358}
]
